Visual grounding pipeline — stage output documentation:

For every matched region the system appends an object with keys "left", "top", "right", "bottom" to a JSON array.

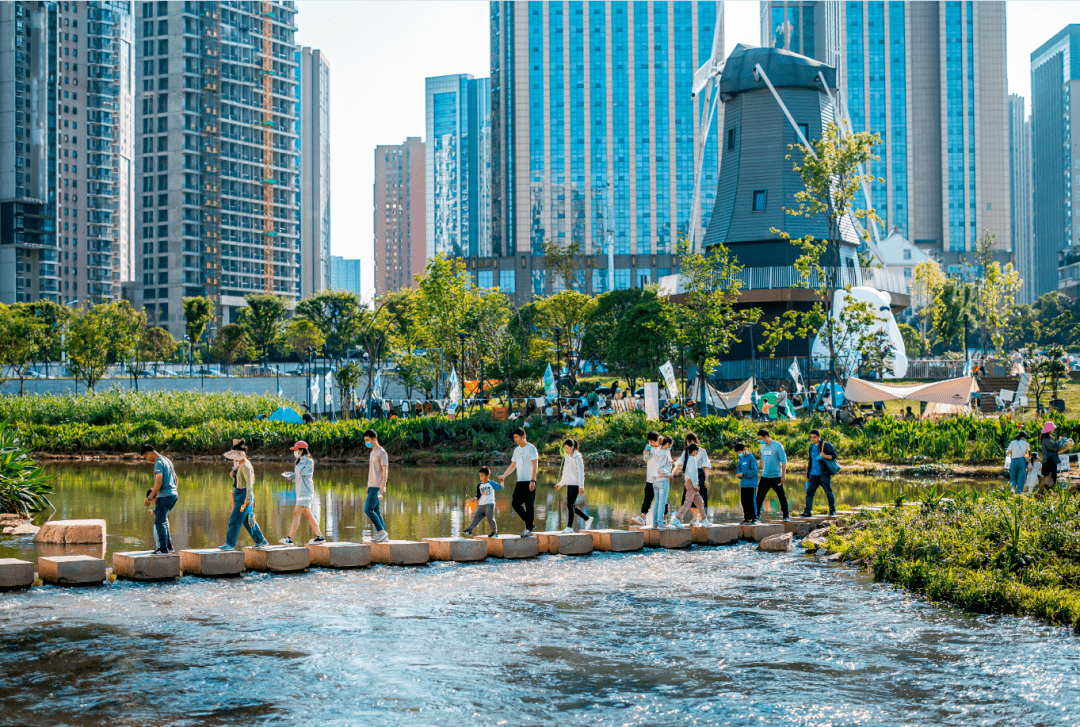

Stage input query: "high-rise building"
[
  {"left": 425, "top": 74, "right": 490, "bottom": 262},
  {"left": 329, "top": 254, "right": 360, "bottom": 297},
  {"left": 0, "top": 0, "right": 135, "bottom": 306},
  {"left": 1032, "top": 25, "right": 1080, "bottom": 302},
  {"left": 489, "top": 1, "right": 723, "bottom": 300},
  {"left": 1009, "top": 93, "right": 1034, "bottom": 304},
  {"left": 374, "top": 136, "right": 424, "bottom": 296},
  {"left": 299, "top": 46, "right": 330, "bottom": 300},
  {"left": 133, "top": 0, "right": 300, "bottom": 340},
  {"left": 761, "top": 1, "right": 1011, "bottom": 272}
]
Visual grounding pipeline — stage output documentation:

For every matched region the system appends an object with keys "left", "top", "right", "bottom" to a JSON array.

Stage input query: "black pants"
[
  {"left": 640, "top": 481, "right": 669, "bottom": 517},
  {"left": 681, "top": 471, "right": 709, "bottom": 509},
  {"left": 740, "top": 487, "right": 758, "bottom": 522},
  {"left": 803, "top": 473, "right": 835, "bottom": 515},
  {"left": 1043, "top": 459, "right": 1059, "bottom": 486},
  {"left": 512, "top": 481, "right": 536, "bottom": 530},
  {"left": 756, "top": 476, "right": 789, "bottom": 519},
  {"left": 566, "top": 486, "right": 589, "bottom": 527}
]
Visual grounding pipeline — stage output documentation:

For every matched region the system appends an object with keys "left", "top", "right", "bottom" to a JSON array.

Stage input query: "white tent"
[
  {"left": 688, "top": 376, "right": 755, "bottom": 412},
  {"left": 843, "top": 376, "right": 979, "bottom": 407}
]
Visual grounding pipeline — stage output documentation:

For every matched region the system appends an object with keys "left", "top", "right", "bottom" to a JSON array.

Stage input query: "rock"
[
  {"left": 243, "top": 545, "right": 311, "bottom": 572},
  {"left": 824, "top": 552, "right": 842, "bottom": 561},
  {"left": 307, "top": 541, "right": 371, "bottom": 569},
  {"left": 807, "top": 526, "right": 831, "bottom": 540},
  {"left": 586, "top": 529, "right": 644, "bottom": 552},
  {"left": 782, "top": 520, "right": 812, "bottom": 537},
  {"left": 534, "top": 531, "right": 593, "bottom": 555},
  {"left": 2, "top": 523, "right": 39, "bottom": 536},
  {"left": 758, "top": 532, "right": 793, "bottom": 552},
  {"left": 112, "top": 551, "right": 181, "bottom": 581},
  {"left": 38, "top": 555, "right": 106, "bottom": 586},
  {"left": 0, "top": 558, "right": 35, "bottom": 590},
  {"left": 180, "top": 549, "right": 246, "bottom": 577},
  {"left": 423, "top": 537, "right": 488, "bottom": 562},
  {"left": 738, "top": 523, "right": 784, "bottom": 542},
  {"left": 631, "top": 526, "right": 694, "bottom": 549},
  {"left": 485, "top": 534, "right": 539, "bottom": 559},
  {"left": 690, "top": 524, "right": 740, "bottom": 545},
  {"left": 802, "top": 536, "right": 829, "bottom": 551},
  {"left": 0, "top": 514, "right": 26, "bottom": 526},
  {"left": 370, "top": 540, "right": 429, "bottom": 566},
  {"left": 33, "top": 519, "right": 107, "bottom": 545}
]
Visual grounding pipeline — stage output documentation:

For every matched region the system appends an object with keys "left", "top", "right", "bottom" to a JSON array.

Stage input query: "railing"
[
  {"left": 711, "top": 357, "right": 971, "bottom": 383},
  {"left": 664, "top": 266, "right": 909, "bottom": 296}
]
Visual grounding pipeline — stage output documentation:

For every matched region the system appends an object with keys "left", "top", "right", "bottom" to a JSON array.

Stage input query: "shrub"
[{"left": 0, "top": 422, "right": 52, "bottom": 515}]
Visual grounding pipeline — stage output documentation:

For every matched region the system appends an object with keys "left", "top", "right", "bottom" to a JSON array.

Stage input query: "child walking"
[
  {"left": 649, "top": 436, "right": 674, "bottom": 528},
  {"left": 555, "top": 438, "right": 594, "bottom": 532},
  {"left": 463, "top": 466, "right": 499, "bottom": 537},
  {"left": 671, "top": 443, "right": 706, "bottom": 528},
  {"left": 280, "top": 440, "right": 326, "bottom": 545},
  {"left": 632, "top": 431, "right": 662, "bottom": 526},
  {"left": 1025, "top": 450, "right": 1041, "bottom": 494},
  {"left": 735, "top": 441, "right": 759, "bottom": 523}
]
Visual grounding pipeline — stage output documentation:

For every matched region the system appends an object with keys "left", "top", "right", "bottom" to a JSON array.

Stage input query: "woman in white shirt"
[
  {"left": 555, "top": 438, "right": 593, "bottom": 533},
  {"left": 1005, "top": 431, "right": 1030, "bottom": 495},
  {"left": 670, "top": 443, "right": 706, "bottom": 528},
  {"left": 280, "top": 441, "right": 325, "bottom": 545}
]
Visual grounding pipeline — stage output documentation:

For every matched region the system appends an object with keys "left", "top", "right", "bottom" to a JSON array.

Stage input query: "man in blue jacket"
[{"left": 801, "top": 428, "right": 837, "bottom": 517}]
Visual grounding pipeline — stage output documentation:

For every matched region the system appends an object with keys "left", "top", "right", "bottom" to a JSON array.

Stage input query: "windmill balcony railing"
[{"left": 733, "top": 266, "right": 908, "bottom": 295}]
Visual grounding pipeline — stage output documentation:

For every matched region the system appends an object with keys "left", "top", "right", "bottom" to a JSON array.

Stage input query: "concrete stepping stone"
[
  {"left": 243, "top": 545, "right": 310, "bottom": 573},
  {"left": 423, "top": 537, "right": 488, "bottom": 562},
  {"left": 33, "top": 519, "right": 106, "bottom": 544},
  {"left": 534, "top": 531, "right": 593, "bottom": 555},
  {"left": 180, "top": 549, "right": 246, "bottom": 577},
  {"left": 38, "top": 555, "right": 106, "bottom": 586},
  {"left": 585, "top": 529, "right": 644, "bottom": 552},
  {"left": 307, "top": 541, "right": 371, "bottom": 569},
  {"left": 112, "top": 551, "right": 181, "bottom": 581},
  {"left": 485, "top": 534, "right": 539, "bottom": 559},
  {"left": 781, "top": 520, "right": 813, "bottom": 536},
  {"left": 370, "top": 540, "right": 429, "bottom": 565},
  {"left": 0, "top": 558, "right": 35, "bottom": 590},
  {"left": 738, "top": 522, "right": 784, "bottom": 541},
  {"left": 630, "top": 526, "right": 694, "bottom": 549},
  {"left": 689, "top": 524, "right": 739, "bottom": 545}
]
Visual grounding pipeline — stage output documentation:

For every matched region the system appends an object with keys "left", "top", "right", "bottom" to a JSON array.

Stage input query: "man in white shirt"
[{"left": 498, "top": 427, "right": 538, "bottom": 536}]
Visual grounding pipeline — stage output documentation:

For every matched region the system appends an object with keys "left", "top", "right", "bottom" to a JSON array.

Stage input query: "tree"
[
  {"left": 239, "top": 293, "right": 289, "bottom": 361},
  {"left": 542, "top": 238, "right": 589, "bottom": 292},
  {"left": 610, "top": 299, "right": 673, "bottom": 390},
  {"left": 969, "top": 230, "right": 1023, "bottom": 354},
  {"left": 931, "top": 278, "right": 973, "bottom": 352},
  {"left": 182, "top": 296, "right": 214, "bottom": 371},
  {"left": 120, "top": 305, "right": 152, "bottom": 389},
  {"left": 284, "top": 319, "right": 325, "bottom": 362},
  {"left": 355, "top": 300, "right": 393, "bottom": 406},
  {"left": 582, "top": 288, "right": 656, "bottom": 369},
  {"left": 335, "top": 361, "right": 362, "bottom": 418},
  {"left": 0, "top": 304, "right": 47, "bottom": 395},
  {"left": 761, "top": 121, "right": 883, "bottom": 383},
  {"left": 897, "top": 322, "right": 922, "bottom": 361},
  {"left": 532, "top": 290, "right": 597, "bottom": 385},
  {"left": 67, "top": 303, "right": 136, "bottom": 392},
  {"left": 294, "top": 290, "right": 361, "bottom": 361},
  {"left": 1027, "top": 345, "right": 1068, "bottom": 414},
  {"left": 128, "top": 318, "right": 177, "bottom": 388},
  {"left": 492, "top": 303, "right": 544, "bottom": 399},
  {"left": 415, "top": 255, "right": 486, "bottom": 376},
  {"left": 24, "top": 300, "right": 73, "bottom": 366},
  {"left": 210, "top": 323, "right": 249, "bottom": 365},
  {"left": 909, "top": 260, "right": 946, "bottom": 357}
]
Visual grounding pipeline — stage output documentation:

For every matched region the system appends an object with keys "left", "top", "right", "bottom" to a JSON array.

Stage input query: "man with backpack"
[{"left": 801, "top": 428, "right": 838, "bottom": 517}]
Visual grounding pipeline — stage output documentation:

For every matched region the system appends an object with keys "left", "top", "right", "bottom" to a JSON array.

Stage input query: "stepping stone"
[
  {"left": 738, "top": 523, "right": 784, "bottom": 541},
  {"left": 689, "top": 524, "right": 739, "bottom": 545},
  {"left": 0, "top": 558, "right": 35, "bottom": 590},
  {"left": 782, "top": 520, "right": 813, "bottom": 536},
  {"left": 33, "top": 519, "right": 106, "bottom": 544},
  {"left": 370, "top": 540, "right": 429, "bottom": 565},
  {"left": 243, "top": 545, "right": 310, "bottom": 573},
  {"left": 534, "top": 531, "right": 593, "bottom": 555},
  {"left": 112, "top": 551, "right": 181, "bottom": 581},
  {"left": 586, "top": 529, "right": 644, "bottom": 552},
  {"left": 180, "top": 549, "right": 246, "bottom": 577},
  {"left": 759, "top": 532, "right": 794, "bottom": 552},
  {"left": 630, "top": 526, "right": 694, "bottom": 549},
  {"left": 307, "top": 541, "right": 371, "bottom": 569},
  {"left": 38, "top": 555, "right": 106, "bottom": 586},
  {"left": 485, "top": 534, "right": 539, "bottom": 559},
  {"left": 423, "top": 537, "right": 488, "bottom": 562}
]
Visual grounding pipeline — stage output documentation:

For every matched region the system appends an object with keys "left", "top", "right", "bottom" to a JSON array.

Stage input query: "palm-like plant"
[{"left": 0, "top": 423, "right": 53, "bottom": 515}]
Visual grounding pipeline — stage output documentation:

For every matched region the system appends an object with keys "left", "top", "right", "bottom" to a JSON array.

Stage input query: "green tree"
[
  {"left": 532, "top": 289, "right": 597, "bottom": 385},
  {"left": 210, "top": 323, "right": 249, "bottom": 365},
  {"left": 897, "top": 322, "right": 922, "bottom": 361},
  {"left": 971, "top": 230, "right": 1023, "bottom": 353},
  {"left": 609, "top": 299, "right": 673, "bottom": 390},
  {"left": 931, "top": 278, "right": 973, "bottom": 352},
  {"left": 283, "top": 319, "right": 325, "bottom": 361},
  {"left": 127, "top": 318, "right": 177, "bottom": 388},
  {"left": 0, "top": 304, "right": 47, "bottom": 395},
  {"left": 415, "top": 255, "right": 484, "bottom": 376},
  {"left": 239, "top": 293, "right": 289, "bottom": 361},
  {"left": 24, "top": 299, "right": 73, "bottom": 365},
  {"left": 67, "top": 302, "right": 136, "bottom": 392},
  {"left": 182, "top": 296, "right": 214, "bottom": 372},
  {"left": 1027, "top": 345, "right": 1068, "bottom": 414},
  {"left": 335, "top": 361, "right": 362, "bottom": 418},
  {"left": 541, "top": 238, "right": 589, "bottom": 292},
  {"left": 582, "top": 288, "right": 656, "bottom": 369},
  {"left": 909, "top": 260, "right": 946, "bottom": 357},
  {"left": 294, "top": 290, "right": 361, "bottom": 360}
]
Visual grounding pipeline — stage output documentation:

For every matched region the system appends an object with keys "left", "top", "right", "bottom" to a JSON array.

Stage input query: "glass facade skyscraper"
[{"left": 490, "top": 1, "right": 721, "bottom": 299}]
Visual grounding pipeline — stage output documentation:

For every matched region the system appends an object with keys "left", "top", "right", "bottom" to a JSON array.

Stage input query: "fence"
[{"left": 711, "top": 358, "right": 975, "bottom": 383}]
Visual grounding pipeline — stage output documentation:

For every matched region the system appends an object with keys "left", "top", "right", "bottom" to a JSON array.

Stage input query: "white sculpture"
[{"left": 810, "top": 286, "right": 909, "bottom": 379}]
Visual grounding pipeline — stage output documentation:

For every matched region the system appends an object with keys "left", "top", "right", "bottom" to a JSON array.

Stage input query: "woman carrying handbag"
[{"left": 801, "top": 428, "right": 839, "bottom": 517}]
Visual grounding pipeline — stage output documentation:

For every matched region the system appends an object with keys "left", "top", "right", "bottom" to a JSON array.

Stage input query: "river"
[{"left": 2, "top": 463, "right": 1077, "bottom": 727}]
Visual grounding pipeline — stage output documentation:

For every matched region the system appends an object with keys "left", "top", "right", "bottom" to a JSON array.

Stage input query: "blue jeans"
[
  {"left": 154, "top": 494, "right": 177, "bottom": 551},
  {"left": 225, "top": 489, "right": 267, "bottom": 547},
  {"left": 1009, "top": 458, "right": 1028, "bottom": 494},
  {"left": 651, "top": 479, "right": 670, "bottom": 527},
  {"left": 365, "top": 487, "right": 386, "bottom": 533}
]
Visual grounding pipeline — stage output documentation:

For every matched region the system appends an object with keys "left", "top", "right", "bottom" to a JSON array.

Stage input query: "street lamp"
[
  {"left": 962, "top": 313, "right": 970, "bottom": 368},
  {"left": 554, "top": 325, "right": 562, "bottom": 404}
]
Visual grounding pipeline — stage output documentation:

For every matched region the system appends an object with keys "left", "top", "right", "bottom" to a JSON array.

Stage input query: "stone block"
[
  {"left": 782, "top": 520, "right": 813, "bottom": 536},
  {"left": 307, "top": 541, "right": 371, "bottom": 569},
  {"left": 243, "top": 545, "right": 310, "bottom": 572},
  {"left": 630, "top": 526, "right": 693, "bottom": 549},
  {"left": 38, "top": 555, "right": 106, "bottom": 586},
  {"left": 0, "top": 558, "right": 35, "bottom": 590},
  {"left": 180, "top": 549, "right": 246, "bottom": 577},
  {"left": 738, "top": 523, "right": 784, "bottom": 541},
  {"left": 423, "top": 537, "right": 488, "bottom": 562},
  {"left": 534, "top": 531, "right": 593, "bottom": 556},
  {"left": 586, "top": 529, "right": 644, "bottom": 552},
  {"left": 370, "top": 540, "right": 429, "bottom": 565},
  {"left": 759, "top": 532, "right": 794, "bottom": 552},
  {"left": 112, "top": 551, "right": 181, "bottom": 581},
  {"left": 690, "top": 524, "right": 739, "bottom": 545},
  {"left": 485, "top": 534, "right": 539, "bottom": 559},
  {"left": 33, "top": 519, "right": 106, "bottom": 545}
]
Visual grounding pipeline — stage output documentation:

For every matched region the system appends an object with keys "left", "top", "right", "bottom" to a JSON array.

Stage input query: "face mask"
[
  {"left": 293, "top": 450, "right": 301, "bottom": 459},
  {"left": 365, "top": 441, "right": 374, "bottom": 449},
  {"left": 758, "top": 439, "right": 765, "bottom": 445}
]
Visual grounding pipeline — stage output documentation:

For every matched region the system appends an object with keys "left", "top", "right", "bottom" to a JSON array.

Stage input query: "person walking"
[
  {"left": 497, "top": 427, "right": 538, "bottom": 536},
  {"left": 650, "top": 436, "right": 674, "bottom": 528},
  {"left": 140, "top": 443, "right": 178, "bottom": 554},
  {"left": 632, "top": 431, "right": 662, "bottom": 526},
  {"left": 555, "top": 438, "right": 593, "bottom": 532},
  {"left": 1005, "top": 431, "right": 1030, "bottom": 495},
  {"left": 755, "top": 428, "right": 790, "bottom": 520},
  {"left": 463, "top": 466, "right": 499, "bottom": 537},
  {"left": 361, "top": 429, "right": 390, "bottom": 543},
  {"left": 670, "top": 443, "right": 706, "bottom": 528},
  {"left": 678, "top": 432, "right": 712, "bottom": 524},
  {"left": 801, "top": 429, "right": 837, "bottom": 517},
  {"left": 776, "top": 385, "right": 789, "bottom": 419},
  {"left": 220, "top": 439, "right": 269, "bottom": 550},
  {"left": 280, "top": 441, "right": 326, "bottom": 545},
  {"left": 734, "top": 442, "right": 759, "bottom": 523},
  {"left": 1040, "top": 422, "right": 1073, "bottom": 489}
]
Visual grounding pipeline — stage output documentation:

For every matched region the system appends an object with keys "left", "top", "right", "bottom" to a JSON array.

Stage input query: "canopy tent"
[
  {"left": 843, "top": 376, "right": 979, "bottom": 406},
  {"left": 268, "top": 407, "right": 304, "bottom": 424},
  {"left": 688, "top": 376, "right": 755, "bottom": 412}
]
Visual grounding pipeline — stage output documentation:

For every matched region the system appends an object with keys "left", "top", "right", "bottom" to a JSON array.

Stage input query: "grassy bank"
[{"left": 827, "top": 489, "right": 1080, "bottom": 630}]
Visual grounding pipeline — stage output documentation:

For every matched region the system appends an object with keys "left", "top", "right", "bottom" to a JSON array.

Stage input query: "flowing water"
[{"left": 3, "top": 464, "right": 1078, "bottom": 727}]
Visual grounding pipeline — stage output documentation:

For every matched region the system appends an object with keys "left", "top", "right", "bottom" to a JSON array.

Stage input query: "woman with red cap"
[
  {"left": 1040, "top": 422, "right": 1074, "bottom": 488},
  {"left": 280, "top": 440, "right": 325, "bottom": 545}
]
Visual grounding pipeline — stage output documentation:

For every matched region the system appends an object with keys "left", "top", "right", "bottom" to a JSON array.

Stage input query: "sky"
[{"left": 294, "top": 0, "right": 1080, "bottom": 299}]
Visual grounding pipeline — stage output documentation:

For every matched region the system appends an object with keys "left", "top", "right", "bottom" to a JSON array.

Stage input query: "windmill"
[{"left": 688, "top": 2, "right": 725, "bottom": 254}]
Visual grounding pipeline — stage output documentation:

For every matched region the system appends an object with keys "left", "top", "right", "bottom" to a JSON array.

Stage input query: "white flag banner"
[
  {"left": 448, "top": 368, "right": 461, "bottom": 405},
  {"left": 659, "top": 360, "right": 680, "bottom": 401},
  {"left": 788, "top": 359, "right": 803, "bottom": 393},
  {"left": 310, "top": 378, "right": 320, "bottom": 406},
  {"left": 542, "top": 363, "right": 558, "bottom": 399},
  {"left": 324, "top": 371, "right": 334, "bottom": 407}
]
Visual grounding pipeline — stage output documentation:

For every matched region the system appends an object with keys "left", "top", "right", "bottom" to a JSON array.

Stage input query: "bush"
[{"left": 0, "top": 422, "right": 52, "bottom": 515}]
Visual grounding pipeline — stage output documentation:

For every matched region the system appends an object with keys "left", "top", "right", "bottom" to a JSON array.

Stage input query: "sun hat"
[
  {"left": 1042, "top": 422, "right": 1057, "bottom": 435},
  {"left": 290, "top": 440, "right": 309, "bottom": 450},
  {"left": 223, "top": 450, "right": 245, "bottom": 461}
]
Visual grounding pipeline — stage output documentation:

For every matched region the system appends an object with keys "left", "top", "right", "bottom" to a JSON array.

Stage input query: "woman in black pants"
[{"left": 555, "top": 438, "right": 593, "bottom": 532}]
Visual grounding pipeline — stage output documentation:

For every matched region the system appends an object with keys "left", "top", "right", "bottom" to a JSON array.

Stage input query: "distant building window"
[
  {"left": 797, "top": 123, "right": 809, "bottom": 142},
  {"left": 903, "top": 249, "right": 911, "bottom": 260},
  {"left": 636, "top": 269, "right": 651, "bottom": 288},
  {"left": 904, "top": 268, "right": 912, "bottom": 278},
  {"left": 499, "top": 269, "right": 515, "bottom": 293},
  {"left": 531, "top": 269, "right": 545, "bottom": 296},
  {"left": 752, "top": 190, "right": 767, "bottom": 211},
  {"left": 615, "top": 268, "right": 630, "bottom": 290},
  {"left": 477, "top": 270, "right": 493, "bottom": 288},
  {"left": 727, "top": 128, "right": 736, "bottom": 151}
]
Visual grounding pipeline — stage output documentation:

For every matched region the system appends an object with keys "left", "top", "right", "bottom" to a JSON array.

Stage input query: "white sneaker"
[
  {"left": 374, "top": 530, "right": 389, "bottom": 543},
  {"left": 631, "top": 515, "right": 646, "bottom": 526},
  {"left": 561, "top": 526, "right": 575, "bottom": 534},
  {"left": 583, "top": 516, "right": 594, "bottom": 530},
  {"left": 670, "top": 518, "right": 684, "bottom": 529}
]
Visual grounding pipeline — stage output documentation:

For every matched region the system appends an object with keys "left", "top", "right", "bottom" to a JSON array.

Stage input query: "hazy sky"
[{"left": 294, "top": 0, "right": 1080, "bottom": 299}]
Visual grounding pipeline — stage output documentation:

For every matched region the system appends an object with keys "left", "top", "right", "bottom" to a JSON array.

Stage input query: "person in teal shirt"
[{"left": 755, "top": 428, "right": 790, "bottom": 520}]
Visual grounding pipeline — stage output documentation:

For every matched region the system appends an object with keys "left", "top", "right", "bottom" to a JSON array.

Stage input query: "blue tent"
[{"left": 268, "top": 407, "right": 304, "bottom": 424}]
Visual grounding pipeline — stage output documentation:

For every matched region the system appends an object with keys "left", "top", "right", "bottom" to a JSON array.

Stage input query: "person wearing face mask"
[
  {"left": 220, "top": 439, "right": 269, "bottom": 550},
  {"left": 280, "top": 440, "right": 326, "bottom": 545},
  {"left": 754, "top": 428, "right": 790, "bottom": 521},
  {"left": 363, "top": 429, "right": 390, "bottom": 543}
]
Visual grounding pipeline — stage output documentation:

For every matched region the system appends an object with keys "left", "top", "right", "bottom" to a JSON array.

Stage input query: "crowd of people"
[{"left": 1004, "top": 421, "right": 1075, "bottom": 495}]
